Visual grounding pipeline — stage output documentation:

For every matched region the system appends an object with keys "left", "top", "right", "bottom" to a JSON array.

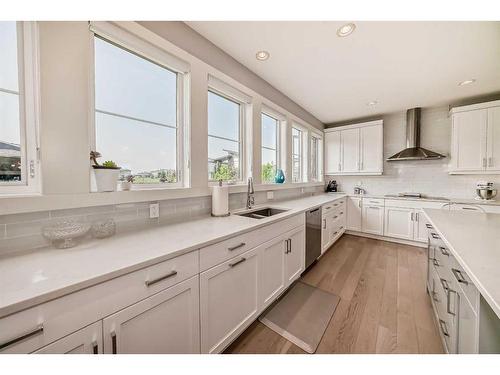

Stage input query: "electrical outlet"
[
  {"left": 149, "top": 203, "right": 160, "bottom": 218},
  {"left": 267, "top": 191, "right": 274, "bottom": 200}
]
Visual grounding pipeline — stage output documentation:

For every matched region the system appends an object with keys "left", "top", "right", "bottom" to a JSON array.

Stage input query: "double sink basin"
[{"left": 235, "top": 207, "right": 288, "bottom": 220}]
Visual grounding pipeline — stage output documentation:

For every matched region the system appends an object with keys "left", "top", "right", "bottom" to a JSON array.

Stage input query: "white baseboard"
[{"left": 345, "top": 230, "right": 426, "bottom": 248}]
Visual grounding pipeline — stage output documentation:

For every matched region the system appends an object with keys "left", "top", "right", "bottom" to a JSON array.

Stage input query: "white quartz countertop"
[
  {"left": 0, "top": 193, "right": 346, "bottom": 318},
  {"left": 423, "top": 208, "right": 500, "bottom": 318},
  {"left": 346, "top": 193, "right": 500, "bottom": 206}
]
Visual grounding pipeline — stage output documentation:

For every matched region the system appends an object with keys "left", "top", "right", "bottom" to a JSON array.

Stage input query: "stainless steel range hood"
[{"left": 387, "top": 108, "right": 446, "bottom": 161}]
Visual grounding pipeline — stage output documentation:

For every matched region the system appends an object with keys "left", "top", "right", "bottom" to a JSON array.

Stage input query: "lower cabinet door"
[
  {"left": 34, "top": 321, "right": 103, "bottom": 354},
  {"left": 457, "top": 293, "right": 479, "bottom": 354},
  {"left": 200, "top": 247, "right": 259, "bottom": 354},
  {"left": 362, "top": 205, "right": 384, "bottom": 235},
  {"left": 321, "top": 215, "right": 330, "bottom": 253},
  {"left": 414, "top": 210, "right": 430, "bottom": 243},
  {"left": 285, "top": 226, "right": 305, "bottom": 286},
  {"left": 258, "top": 235, "right": 287, "bottom": 309},
  {"left": 102, "top": 276, "right": 200, "bottom": 354},
  {"left": 383, "top": 206, "right": 414, "bottom": 240}
]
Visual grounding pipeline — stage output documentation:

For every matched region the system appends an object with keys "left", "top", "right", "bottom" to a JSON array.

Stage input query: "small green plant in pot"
[{"left": 90, "top": 151, "right": 121, "bottom": 192}]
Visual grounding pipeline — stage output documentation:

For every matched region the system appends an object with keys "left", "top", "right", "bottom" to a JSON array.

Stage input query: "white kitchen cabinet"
[
  {"left": 34, "top": 322, "right": 103, "bottom": 354},
  {"left": 259, "top": 235, "right": 287, "bottom": 309},
  {"left": 200, "top": 247, "right": 259, "bottom": 354},
  {"left": 360, "top": 125, "right": 383, "bottom": 173},
  {"left": 486, "top": 106, "right": 500, "bottom": 171},
  {"left": 325, "top": 131, "right": 341, "bottom": 174},
  {"left": 324, "top": 120, "right": 383, "bottom": 175},
  {"left": 450, "top": 100, "right": 500, "bottom": 174},
  {"left": 346, "top": 197, "right": 362, "bottom": 231},
  {"left": 362, "top": 204, "right": 384, "bottom": 235},
  {"left": 102, "top": 276, "right": 200, "bottom": 354},
  {"left": 284, "top": 226, "right": 305, "bottom": 286},
  {"left": 384, "top": 206, "right": 414, "bottom": 240},
  {"left": 414, "top": 210, "right": 430, "bottom": 242},
  {"left": 457, "top": 294, "right": 479, "bottom": 354},
  {"left": 341, "top": 128, "right": 360, "bottom": 173}
]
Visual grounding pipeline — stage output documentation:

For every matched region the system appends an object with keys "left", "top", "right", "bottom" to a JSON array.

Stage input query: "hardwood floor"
[{"left": 224, "top": 234, "right": 444, "bottom": 354}]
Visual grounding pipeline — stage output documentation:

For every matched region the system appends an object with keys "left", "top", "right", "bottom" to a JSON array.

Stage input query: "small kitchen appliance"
[
  {"left": 476, "top": 181, "right": 497, "bottom": 201},
  {"left": 325, "top": 180, "right": 338, "bottom": 192}
]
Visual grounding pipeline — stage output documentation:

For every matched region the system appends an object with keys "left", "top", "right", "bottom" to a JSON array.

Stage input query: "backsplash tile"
[{"left": 0, "top": 186, "right": 323, "bottom": 256}]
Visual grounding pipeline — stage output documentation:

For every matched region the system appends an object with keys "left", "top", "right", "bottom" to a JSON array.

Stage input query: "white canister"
[{"left": 211, "top": 182, "right": 229, "bottom": 217}]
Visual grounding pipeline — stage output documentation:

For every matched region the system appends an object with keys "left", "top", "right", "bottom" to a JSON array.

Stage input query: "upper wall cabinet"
[
  {"left": 450, "top": 100, "right": 500, "bottom": 174},
  {"left": 324, "top": 120, "right": 383, "bottom": 175}
]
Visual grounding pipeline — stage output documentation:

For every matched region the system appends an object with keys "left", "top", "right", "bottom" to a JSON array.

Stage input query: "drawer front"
[
  {"left": 362, "top": 198, "right": 384, "bottom": 207},
  {"left": 322, "top": 199, "right": 345, "bottom": 216},
  {"left": 385, "top": 199, "right": 448, "bottom": 209},
  {"left": 0, "top": 251, "right": 198, "bottom": 354},
  {"left": 450, "top": 257, "right": 479, "bottom": 313},
  {"left": 200, "top": 214, "right": 304, "bottom": 271}
]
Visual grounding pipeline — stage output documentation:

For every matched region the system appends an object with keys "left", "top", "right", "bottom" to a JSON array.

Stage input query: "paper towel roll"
[{"left": 212, "top": 185, "right": 229, "bottom": 217}]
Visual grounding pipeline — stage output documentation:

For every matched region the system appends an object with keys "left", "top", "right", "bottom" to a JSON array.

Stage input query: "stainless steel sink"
[{"left": 236, "top": 207, "right": 288, "bottom": 219}]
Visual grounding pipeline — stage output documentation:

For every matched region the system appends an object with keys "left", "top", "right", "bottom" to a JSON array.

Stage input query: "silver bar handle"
[
  {"left": 111, "top": 331, "right": 117, "bottom": 354},
  {"left": 411, "top": 212, "right": 414, "bottom": 221},
  {"left": 92, "top": 340, "right": 98, "bottom": 354},
  {"left": 439, "top": 246, "right": 450, "bottom": 256},
  {"left": 447, "top": 288, "right": 457, "bottom": 316},
  {"left": 333, "top": 215, "right": 338, "bottom": 219},
  {"left": 228, "top": 242, "right": 246, "bottom": 251},
  {"left": 431, "top": 280, "right": 439, "bottom": 302},
  {"left": 439, "top": 319, "right": 450, "bottom": 337},
  {"left": 415, "top": 212, "right": 419, "bottom": 221},
  {"left": 430, "top": 232, "right": 440, "bottom": 239},
  {"left": 145, "top": 270, "right": 177, "bottom": 287},
  {"left": 288, "top": 239, "right": 292, "bottom": 253},
  {"left": 229, "top": 257, "right": 246, "bottom": 268},
  {"left": 451, "top": 268, "right": 469, "bottom": 285},
  {"left": 323, "top": 218, "right": 326, "bottom": 230},
  {"left": 425, "top": 223, "right": 433, "bottom": 229},
  {"left": 0, "top": 324, "right": 44, "bottom": 351}
]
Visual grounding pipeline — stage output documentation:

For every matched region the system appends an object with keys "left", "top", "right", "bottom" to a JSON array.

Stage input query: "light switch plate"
[
  {"left": 149, "top": 203, "right": 160, "bottom": 218},
  {"left": 267, "top": 191, "right": 274, "bottom": 200}
]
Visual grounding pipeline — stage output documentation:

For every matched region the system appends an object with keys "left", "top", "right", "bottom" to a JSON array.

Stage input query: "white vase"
[{"left": 93, "top": 168, "right": 120, "bottom": 192}]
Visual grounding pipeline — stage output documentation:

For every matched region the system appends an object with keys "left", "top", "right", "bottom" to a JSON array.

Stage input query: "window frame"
[
  {"left": 260, "top": 107, "right": 283, "bottom": 184},
  {"left": 291, "top": 122, "right": 310, "bottom": 183},
  {"left": 89, "top": 21, "right": 191, "bottom": 191},
  {"left": 309, "top": 132, "right": 323, "bottom": 182},
  {"left": 207, "top": 75, "right": 251, "bottom": 185},
  {"left": 0, "top": 21, "right": 41, "bottom": 195}
]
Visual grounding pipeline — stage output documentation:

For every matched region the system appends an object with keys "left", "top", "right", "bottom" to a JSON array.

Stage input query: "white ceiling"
[{"left": 186, "top": 21, "right": 500, "bottom": 124}]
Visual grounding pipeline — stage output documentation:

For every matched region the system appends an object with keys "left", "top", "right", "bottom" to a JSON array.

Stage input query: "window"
[
  {"left": 310, "top": 134, "right": 323, "bottom": 182},
  {"left": 292, "top": 127, "right": 303, "bottom": 182},
  {"left": 208, "top": 91, "right": 242, "bottom": 182},
  {"left": 92, "top": 23, "right": 189, "bottom": 189},
  {"left": 261, "top": 112, "right": 279, "bottom": 183},
  {"left": 0, "top": 21, "right": 39, "bottom": 194}
]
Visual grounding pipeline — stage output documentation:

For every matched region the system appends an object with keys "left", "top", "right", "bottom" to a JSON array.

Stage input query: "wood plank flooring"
[{"left": 224, "top": 234, "right": 443, "bottom": 354}]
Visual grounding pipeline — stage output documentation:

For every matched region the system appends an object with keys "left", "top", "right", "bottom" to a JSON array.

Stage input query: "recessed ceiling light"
[
  {"left": 367, "top": 100, "right": 378, "bottom": 106},
  {"left": 337, "top": 23, "right": 356, "bottom": 37},
  {"left": 255, "top": 50, "right": 270, "bottom": 61},
  {"left": 458, "top": 79, "right": 476, "bottom": 86}
]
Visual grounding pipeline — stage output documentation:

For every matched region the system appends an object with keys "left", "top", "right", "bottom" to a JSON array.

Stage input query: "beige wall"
[{"left": 2, "top": 21, "right": 324, "bottom": 215}]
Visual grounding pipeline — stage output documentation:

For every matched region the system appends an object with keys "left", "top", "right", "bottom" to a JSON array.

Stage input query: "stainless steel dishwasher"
[{"left": 305, "top": 207, "right": 322, "bottom": 269}]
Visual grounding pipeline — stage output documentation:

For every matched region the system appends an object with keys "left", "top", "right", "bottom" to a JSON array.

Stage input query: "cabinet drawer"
[
  {"left": 450, "top": 258, "right": 479, "bottom": 313},
  {"left": 0, "top": 251, "right": 198, "bottom": 354},
  {"left": 362, "top": 198, "right": 384, "bottom": 206},
  {"left": 200, "top": 214, "right": 304, "bottom": 271}
]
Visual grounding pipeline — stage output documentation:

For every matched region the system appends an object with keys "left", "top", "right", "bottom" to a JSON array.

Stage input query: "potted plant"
[
  {"left": 120, "top": 174, "right": 134, "bottom": 191},
  {"left": 90, "top": 151, "right": 121, "bottom": 192}
]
